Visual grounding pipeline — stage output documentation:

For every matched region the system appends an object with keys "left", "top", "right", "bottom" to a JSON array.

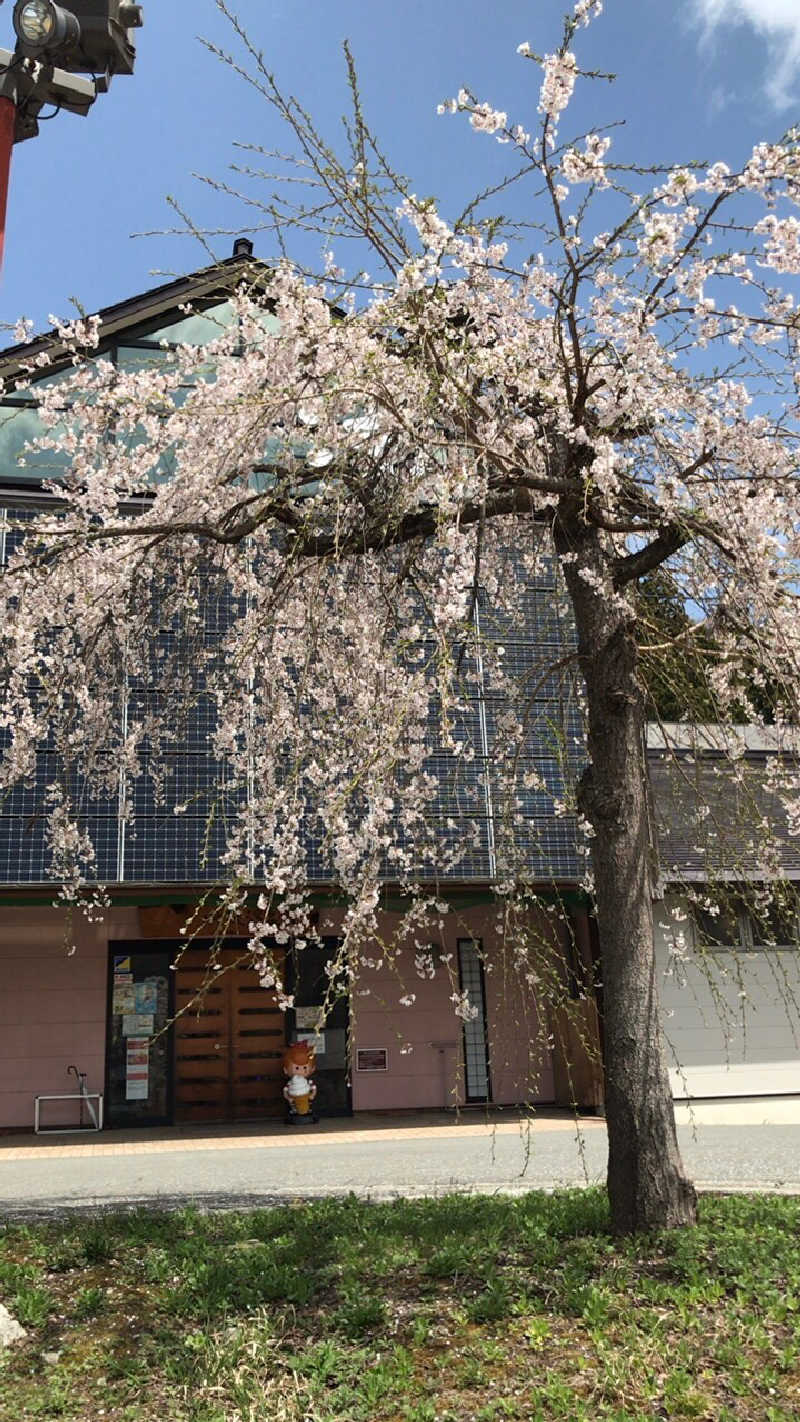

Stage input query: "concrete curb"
[{"left": 2, "top": 1177, "right": 800, "bottom": 1222}]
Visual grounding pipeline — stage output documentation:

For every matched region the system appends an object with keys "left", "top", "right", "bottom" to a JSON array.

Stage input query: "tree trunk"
[{"left": 555, "top": 511, "right": 697, "bottom": 1234}]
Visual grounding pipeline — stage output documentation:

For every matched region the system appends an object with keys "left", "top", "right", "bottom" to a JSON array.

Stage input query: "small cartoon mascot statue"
[{"left": 283, "top": 1041, "right": 318, "bottom": 1123}]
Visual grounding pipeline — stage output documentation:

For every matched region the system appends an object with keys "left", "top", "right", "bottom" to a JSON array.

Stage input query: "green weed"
[
  {"left": 332, "top": 1287, "right": 387, "bottom": 1337},
  {"left": 80, "top": 1221, "right": 115, "bottom": 1265},
  {"left": 8, "top": 1281, "right": 52, "bottom": 1327},
  {"left": 0, "top": 1190, "right": 798, "bottom": 1422},
  {"left": 466, "top": 1275, "right": 513, "bottom": 1323},
  {"left": 72, "top": 1284, "right": 106, "bottom": 1320}
]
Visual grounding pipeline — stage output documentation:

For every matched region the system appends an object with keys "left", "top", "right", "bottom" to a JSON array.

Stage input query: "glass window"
[
  {"left": 693, "top": 887, "right": 800, "bottom": 950},
  {"left": 145, "top": 303, "right": 238, "bottom": 346},
  {"left": 693, "top": 896, "right": 743, "bottom": 949},
  {"left": 749, "top": 892, "right": 799, "bottom": 948},
  {"left": 115, "top": 346, "right": 176, "bottom": 373},
  {"left": 26, "top": 364, "right": 87, "bottom": 391},
  {"left": 458, "top": 938, "right": 490, "bottom": 1100},
  {"left": 0, "top": 402, "right": 73, "bottom": 480},
  {"left": 116, "top": 346, "right": 214, "bottom": 398}
]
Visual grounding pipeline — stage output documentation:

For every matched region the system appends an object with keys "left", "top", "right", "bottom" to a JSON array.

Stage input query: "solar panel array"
[{"left": 0, "top": 314, "right": 587, "bottom": 889}]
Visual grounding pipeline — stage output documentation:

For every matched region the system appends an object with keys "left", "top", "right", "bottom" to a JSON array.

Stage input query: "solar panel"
[{"left": 0, "top": 323, "right": 588, "bottom": 890}]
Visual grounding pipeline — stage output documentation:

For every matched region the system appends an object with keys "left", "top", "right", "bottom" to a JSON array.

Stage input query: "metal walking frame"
[{"left": 34, "top": 1065, "right": 104, "bottom": 1134}]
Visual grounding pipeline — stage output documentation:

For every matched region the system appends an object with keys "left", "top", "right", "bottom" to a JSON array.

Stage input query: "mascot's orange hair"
[{"left": 283, "top": 1041, "right": 315, "bottom": 1071}]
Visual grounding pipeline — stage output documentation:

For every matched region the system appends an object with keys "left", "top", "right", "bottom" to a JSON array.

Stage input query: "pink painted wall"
[
  {"left": 341, "top": 905, "right": 556, "bottom": 1111},
  {"left": 0, "top": 899, "right": 564, "bottom": 1128},
  {"left": 0, "top": 906, "right": 139, "bottom": 1130},
  {"left": 348, "top": 913, "right": 465, "bottom": 1111}
]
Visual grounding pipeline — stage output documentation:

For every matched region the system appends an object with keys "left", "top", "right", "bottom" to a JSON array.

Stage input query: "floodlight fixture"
[
  {"left": 11, "top": 1, "right": 144, "bottom": 79},
  {"left": 51, "top": 0, "right": 144, "bottom": 80},
  {"left": 0, "top": 1, "right": 144, "bottom": 273},
  {"left": 12, "top": 0, "right": 79, "bottom": 55}
]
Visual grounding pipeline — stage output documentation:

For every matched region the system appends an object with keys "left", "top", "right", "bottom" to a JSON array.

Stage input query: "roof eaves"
[
  {"left": 0, "top": 253, "right": 271, "bottom": 384},
  {"left": 646, "top": 721, "right": 800, "bottom": 757}
]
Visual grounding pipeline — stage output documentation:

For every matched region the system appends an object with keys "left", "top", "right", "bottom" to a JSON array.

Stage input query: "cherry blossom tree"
[{"left": 3, "top": 0, "right": 800, "bottom": 1231}]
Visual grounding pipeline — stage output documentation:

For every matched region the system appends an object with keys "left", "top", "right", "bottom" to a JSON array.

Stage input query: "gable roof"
[{"left": 0, "top": 249, "right": 270, "bottom": 386}]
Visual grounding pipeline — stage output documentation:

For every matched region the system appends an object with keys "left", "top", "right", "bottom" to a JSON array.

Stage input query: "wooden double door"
[{"left": 174, "top": 948, "right": 287, "bottom": 1122}]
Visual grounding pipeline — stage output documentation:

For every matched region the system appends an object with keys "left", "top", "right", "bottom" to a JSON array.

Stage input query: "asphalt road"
[{"left": 2, "top": 1106, "right": 800, "bottom": 1217}]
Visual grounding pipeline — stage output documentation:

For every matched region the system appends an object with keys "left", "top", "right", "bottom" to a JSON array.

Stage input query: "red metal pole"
[{"left": 0, "top": 94, "right": 16, "bottom": 277}]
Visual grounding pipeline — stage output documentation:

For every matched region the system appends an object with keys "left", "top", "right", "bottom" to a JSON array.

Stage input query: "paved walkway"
[{"left": 2, "top": 1101, "right": 800, "bottom": 1217}]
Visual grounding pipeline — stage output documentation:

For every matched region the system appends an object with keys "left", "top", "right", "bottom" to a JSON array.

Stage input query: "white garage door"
[{"left": 655, "top": 898, "right": 800, "bottom": 1098}]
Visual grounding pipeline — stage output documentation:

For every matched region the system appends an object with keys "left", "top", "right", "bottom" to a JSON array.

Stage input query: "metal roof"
[{"left": 648, "top": 735, "right": 800, "bottom": 883}]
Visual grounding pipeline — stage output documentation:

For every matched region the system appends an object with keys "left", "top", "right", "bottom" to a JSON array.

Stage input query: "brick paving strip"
[{"left": 0, "top": 1111, "right": 605, "bottom": 1162}]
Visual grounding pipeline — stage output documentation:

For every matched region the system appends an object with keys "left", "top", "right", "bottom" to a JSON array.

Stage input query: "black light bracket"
[{"left": 0, "top": 43, "right": 96, "bottom": 142}]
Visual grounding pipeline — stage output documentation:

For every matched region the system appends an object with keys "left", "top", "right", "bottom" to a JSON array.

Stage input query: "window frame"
[{"left": 692, "top": 887, "right": 800, "bottom": 952}]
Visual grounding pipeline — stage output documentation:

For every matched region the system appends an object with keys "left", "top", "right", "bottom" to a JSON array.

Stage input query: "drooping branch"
[
  {"left": 612, "top": 524, "right": 687, "bottom": 588},
  {"left": 24, "top": 482, "right": 557, "bottom": 561}
]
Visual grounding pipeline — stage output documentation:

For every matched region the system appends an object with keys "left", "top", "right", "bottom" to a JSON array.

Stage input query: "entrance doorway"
[
  {"left": 174, "top": 947, "right": 286, "bottom": 1123},
  {"left": 105, "top": 931, "right": 350, "bottom": 1128}
]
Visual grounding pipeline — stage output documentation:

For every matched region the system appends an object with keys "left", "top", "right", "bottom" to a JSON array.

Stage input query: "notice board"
[{"left": 105, "top": 946, "right": 173, "bottom": 1126}]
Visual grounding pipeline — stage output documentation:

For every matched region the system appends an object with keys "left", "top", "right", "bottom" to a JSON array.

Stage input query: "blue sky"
[{"left": 3, "top": 0, "right": 799, "bottom": 332}]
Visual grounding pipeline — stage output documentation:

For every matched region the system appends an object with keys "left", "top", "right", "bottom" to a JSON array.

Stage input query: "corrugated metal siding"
[{"left": 649, "top": 751, "right": 800, "bottom": 881}]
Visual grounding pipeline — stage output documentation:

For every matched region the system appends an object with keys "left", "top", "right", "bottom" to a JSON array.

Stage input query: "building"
[
  {"left": 0, "top": 251, "right": 601, "bottom": 1131},
  {"left": 1, "top": 255, "right": 797, "bottom": 1134},
  {"left": 649, "top": 724, "right": 800, "bottom": 1099}
]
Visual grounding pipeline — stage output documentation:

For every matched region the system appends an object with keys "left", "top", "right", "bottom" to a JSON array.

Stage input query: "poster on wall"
[
  {"left": 122, "top": 1013, "right": 154, "bottom": 1038},
  {"left": 356, "top": 1047, "right": 388, "bottom": 1072},
  {"left": 135, "top": 982, "right": 158, "bottom": 1014},
  {"left": 112, "top": 981, "right": 136, "bottom": 1014},
  {"left": 295, "top": 1005, "right": 323, "bottom": 1029},
  {"left": 125, "top": 1038, "right": 150, "bottom": 1101},
  {"left": 297, "top": 1030, "right": 326, "bottom": 1057}
]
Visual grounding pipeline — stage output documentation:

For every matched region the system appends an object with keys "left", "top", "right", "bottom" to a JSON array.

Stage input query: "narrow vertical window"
[{"left": 457, "top": 938, "right": 490, "bottom": 1101}]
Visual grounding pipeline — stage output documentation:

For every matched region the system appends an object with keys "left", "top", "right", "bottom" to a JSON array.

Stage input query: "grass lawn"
[{"left": 1, "top": 1189, "right": 799, "bottom": 1421}]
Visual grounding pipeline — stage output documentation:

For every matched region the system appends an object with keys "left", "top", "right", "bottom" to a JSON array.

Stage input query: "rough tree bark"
[{"left": 555, "top": 504, "right": 698, "bottom": 1234}]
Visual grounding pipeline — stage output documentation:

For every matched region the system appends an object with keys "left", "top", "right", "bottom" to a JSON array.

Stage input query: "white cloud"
[
  {"left": 707, "top": 83, "right": 735, "bottom": 116},
  {"left": 691, "top": 0, "right": 800, "bottom": 109}
]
